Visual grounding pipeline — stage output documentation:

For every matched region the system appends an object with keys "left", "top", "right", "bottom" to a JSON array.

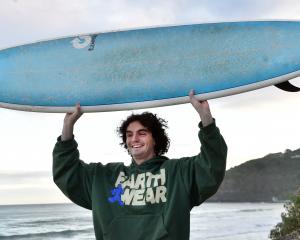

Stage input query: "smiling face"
[{"left": 126, "top": 121, "right": 156, "bottom": 165}]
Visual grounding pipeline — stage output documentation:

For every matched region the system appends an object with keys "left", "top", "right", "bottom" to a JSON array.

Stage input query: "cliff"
[{"left": 209, "top": 148, "right": 300, "bottom": 202}]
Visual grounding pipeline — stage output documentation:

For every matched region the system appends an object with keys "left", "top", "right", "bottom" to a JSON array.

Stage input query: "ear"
[
  {"left": 152, "top": 135, "right": 156, "bottom": 146},
  {"left": 152, "top": 138, "right": 157, "bottom": 154}
]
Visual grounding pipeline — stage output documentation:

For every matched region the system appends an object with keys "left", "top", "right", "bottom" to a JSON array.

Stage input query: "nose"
[{"left": 132, "top": 133, "right": 139, "bottom": 142}]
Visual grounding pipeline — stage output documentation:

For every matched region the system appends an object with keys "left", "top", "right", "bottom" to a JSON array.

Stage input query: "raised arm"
[
  {"left": 53, "top": 103, "right": 96, "bottom": 210},
  {"left": 189, "top": 89, "right": 213, "bottom": 127},
  {"left": 178, "top": 90, "right": 227, "bottom": 207},
  {"left": 61, "top": 103, "right": 83, "bottom": 141}
]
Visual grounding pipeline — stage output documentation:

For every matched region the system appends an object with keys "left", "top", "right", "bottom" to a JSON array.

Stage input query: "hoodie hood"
[{"left": 130, "top": 155, "right": 169, "bottom": 171}]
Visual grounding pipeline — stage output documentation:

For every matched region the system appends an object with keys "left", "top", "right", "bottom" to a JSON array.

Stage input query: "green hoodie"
[{"left": 53, "top": 121, "right": 227, "bottom": 240}]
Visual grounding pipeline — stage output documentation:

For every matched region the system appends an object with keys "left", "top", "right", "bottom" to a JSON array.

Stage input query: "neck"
[{"left": 133, "top": 154, "right": 156, "bottom": 165}]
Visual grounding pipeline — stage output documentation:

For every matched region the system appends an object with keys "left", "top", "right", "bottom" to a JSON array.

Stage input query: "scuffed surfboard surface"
[{"left": 1, "top": 21, "right": 300, "bottom": 111}]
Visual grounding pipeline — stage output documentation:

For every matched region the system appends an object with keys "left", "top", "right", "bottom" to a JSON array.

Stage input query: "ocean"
[{"left": 0, "top": 203, "right": 284, "bottom": 239}]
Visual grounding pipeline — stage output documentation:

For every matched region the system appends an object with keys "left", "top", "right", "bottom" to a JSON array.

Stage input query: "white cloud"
[
  {"left": 0, "top": 171, "right": 50, "bottom": 183},
  {"left": 0, "top": 170, "right": 67, "bottom": 205},
  {"left": 1, "top": 0, "right": 300, "bottom": 48}
]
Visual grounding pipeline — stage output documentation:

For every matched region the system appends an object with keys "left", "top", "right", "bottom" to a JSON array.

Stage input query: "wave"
[
  {"left": 238, "top": 208, "right": 273, "bottom": 213},
  {"left": 0, "top": 228, "right": 94, "bottom": 239},
  {"left": 17, "top": 216, "right": 91, "bottom": 226}
]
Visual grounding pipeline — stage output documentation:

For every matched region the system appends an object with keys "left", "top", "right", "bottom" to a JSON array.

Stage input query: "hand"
[
  {"left": 63, "top": 103, "right": 83, "bottom": 126},
  {"left": 61, "top": 103, "right": 83, "bottom": 141},
  {"left": 189, "top": 89, "right": 213, "bottom": 127}
]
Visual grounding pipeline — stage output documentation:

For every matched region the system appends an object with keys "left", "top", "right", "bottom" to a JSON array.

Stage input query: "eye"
[
  {"left": 139, "top": 130, "right": 148, "bottom": 136},
  {"left": 126, "top": 132, "right": 133, "bottom": 138}
]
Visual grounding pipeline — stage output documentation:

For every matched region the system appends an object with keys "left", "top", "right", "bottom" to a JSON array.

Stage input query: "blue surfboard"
[{"left": 0, "top": 20, "right": 299, "bottom": 113}]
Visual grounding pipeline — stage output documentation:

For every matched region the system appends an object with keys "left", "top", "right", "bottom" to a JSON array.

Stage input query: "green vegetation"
[
  {"left": 209, "top": 148, "right": 300, "bottom": 202},
  {"left": 270, "top": 189, "right": 300, "bottom": 240}
]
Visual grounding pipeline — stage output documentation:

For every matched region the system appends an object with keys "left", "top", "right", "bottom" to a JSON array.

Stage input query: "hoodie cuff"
[
  {"left": 56, "top": 135, "right": 77, "bottom": 148},
  {"left": 198, "top": 118, "right": 216, "bottom": 134}
]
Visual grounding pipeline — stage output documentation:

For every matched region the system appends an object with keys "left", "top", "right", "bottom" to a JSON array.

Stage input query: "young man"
[{"left": 53, "top": 90, "right": 227, "bottom": 240}]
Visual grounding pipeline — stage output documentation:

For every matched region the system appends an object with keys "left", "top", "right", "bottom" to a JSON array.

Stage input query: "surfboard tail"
[{"left": 275, "top": 81, "right": 300, "bottom": 92}]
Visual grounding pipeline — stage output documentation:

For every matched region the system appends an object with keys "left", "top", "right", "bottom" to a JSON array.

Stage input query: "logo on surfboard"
[{"left": 71, "top": 34, "right": 98, "bottom": 51}]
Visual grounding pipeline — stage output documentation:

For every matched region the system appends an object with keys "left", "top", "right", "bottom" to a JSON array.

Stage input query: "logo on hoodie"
[
  {"left": 108, "top": 184, "right": 125, "bottom": 206},
  {"left": 108, "top": 169, "right": 167, "bottom": 206}
]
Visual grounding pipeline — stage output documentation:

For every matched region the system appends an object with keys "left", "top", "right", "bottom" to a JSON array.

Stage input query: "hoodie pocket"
[{"left": 104, "top": 214, "right": 169, "bottom": 240}]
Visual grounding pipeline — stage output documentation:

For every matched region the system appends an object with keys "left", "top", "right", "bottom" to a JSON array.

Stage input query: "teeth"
[{"left": 132, "top": 145, "right": 142, "bottom": 148}]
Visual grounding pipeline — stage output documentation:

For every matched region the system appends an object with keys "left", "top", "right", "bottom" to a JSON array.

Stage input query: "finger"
[
  {"left": 189, "top": 90, "right": 207, "bottom": 105},
  {"left": 189, "top": 89, "right": 195, "bottom": 98},
  {"left": 75, "top": 103, "right": 81, "bottom": 113},
  {"left": 74, "top": 103, "right": 83, "bottom": 118},
  {"left": 189, "top": 89, "right": 196, "bottom": 102},
  {"left": 189, "top": 89, "right": 199, "bottom": 105}
]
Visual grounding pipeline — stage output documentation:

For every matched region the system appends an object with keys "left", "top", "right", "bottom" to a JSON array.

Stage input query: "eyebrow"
[{"left": 126, "top": 128, "right": 149, "bottom": 134}]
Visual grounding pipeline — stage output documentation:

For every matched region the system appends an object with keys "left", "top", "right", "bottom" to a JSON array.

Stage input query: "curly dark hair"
[{"left": 117, "top": 112, "right": 170, "bottom": 156}]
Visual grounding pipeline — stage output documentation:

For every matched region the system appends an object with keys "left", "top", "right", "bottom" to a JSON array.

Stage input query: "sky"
[{"left": 0, "top": 0, "right": 300, "bottom": 205}]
